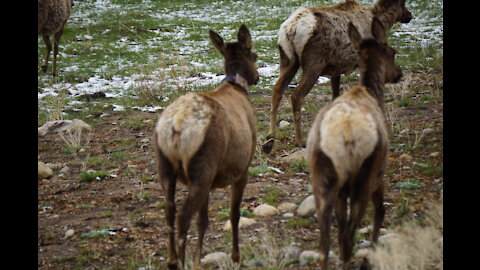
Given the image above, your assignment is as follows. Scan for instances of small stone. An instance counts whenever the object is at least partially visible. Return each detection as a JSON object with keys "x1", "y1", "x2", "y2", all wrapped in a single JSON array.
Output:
[
  {"x1": 422, "y1": 128, "x2": 434, "y2": 134},
  {"x1": 38, "y1": 162, "x2": 53, "y2": 179},
  {"x1": 278, "y1": 202, "x2": 298, "y2": 212},
  {"x1": 60, "y1": 166, "x2": 70, "y2": 174},
  {"x1": 299, "y1": 250, "x2": 320, "y2": 265},
  {"x1": 201, "y1": 252, "x2": 229, "y2": 265},
  {"x1": 279, "y1": 120, "x2": 290, "y2": 129},
  {"x1": 283, "y1": 212, "x2": 294, "y2": 218},
  {"x1": 283, "y1": 246, "x2": 301, "y2": 261},
  {"x1": 399, "y1": 153, "x2": 412, "y2": 162},
  {"x1": 429, "y1": 152, "x2": 440, "y2": 157},
  {"x1": 64, "y1": 229, "x2": 75, "y2": 238},
  {"x1": 253, "y1": 204, "x2": 279, "y2": 217},
  {"x1": 223, "y1": 217, "x2": 256, "y2": 231},
  {"x1": 297, "y1": 195, "x2": 316, "y2": 217}
]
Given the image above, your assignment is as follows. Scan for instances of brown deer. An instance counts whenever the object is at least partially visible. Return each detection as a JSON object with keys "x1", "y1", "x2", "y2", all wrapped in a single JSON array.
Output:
[
  {"x1": 38, "y1": 0, "x2": 73, "y2": 76},
  {"x1": 305, "y1": 17, "x2": 402, "y2": 269},
  {"x1": 153, "y1": 24, "x2": 258, "y2": 270},
  {"x1": 263, "y1": 0, "x2": 411, "y2": 153}
]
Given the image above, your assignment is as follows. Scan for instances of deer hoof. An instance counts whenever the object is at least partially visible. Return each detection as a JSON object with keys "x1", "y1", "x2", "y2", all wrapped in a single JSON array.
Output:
[
  {"x1": 262, "y1": 136, "x2": 275, "y2": 154},
  {"x1": 167, "y1": 262, "x2": 178, "y2": 270},
  {"x1": 41, "y1": 65, "x2": 48, "y2": 73}
]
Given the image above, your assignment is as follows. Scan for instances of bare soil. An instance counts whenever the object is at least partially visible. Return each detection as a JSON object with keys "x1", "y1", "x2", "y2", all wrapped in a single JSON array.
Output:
[{"x1": 38, "y1": 70, "x2": 443, "y2": 269}]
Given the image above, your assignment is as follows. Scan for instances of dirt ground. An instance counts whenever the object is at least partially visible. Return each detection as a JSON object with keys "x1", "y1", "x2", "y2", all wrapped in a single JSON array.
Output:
[{"x1": 38, "y1": 70, "x2": 443, "y2": 269}]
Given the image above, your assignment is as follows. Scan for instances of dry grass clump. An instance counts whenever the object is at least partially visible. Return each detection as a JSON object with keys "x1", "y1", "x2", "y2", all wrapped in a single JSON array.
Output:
[{"x1": 367, "y1": 202, "x2": 443, "y2": 270}]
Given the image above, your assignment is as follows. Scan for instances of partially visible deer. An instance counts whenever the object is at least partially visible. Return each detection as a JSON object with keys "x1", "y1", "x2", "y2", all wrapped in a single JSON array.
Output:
[
  {"x1": 38, "y1": 0, "x2": 73, "y2": 76},
  {"x1": 263, "y1": 0, "x2": 411, "y2": 153},
  {"x1": 153, "y1": 24, "x2": 258, "y2": 270},
  {"x1": 306, "y1": 17, "x2": 402, "y2": 269}
]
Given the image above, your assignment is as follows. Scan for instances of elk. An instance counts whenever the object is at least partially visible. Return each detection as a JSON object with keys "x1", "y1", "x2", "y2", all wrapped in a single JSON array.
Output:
[
  {"x1": 153, "y1": 24, "x2": 258, "y2": 270},
  {"x1": 38, "y1": 0, "x2": 73, "y2": 76},
  {"x1": 263, "y1": 0, "x2": 411, "y2": 153},
  {"x1": 305, "y1": 17, "x2": 402, "y2": 269}
]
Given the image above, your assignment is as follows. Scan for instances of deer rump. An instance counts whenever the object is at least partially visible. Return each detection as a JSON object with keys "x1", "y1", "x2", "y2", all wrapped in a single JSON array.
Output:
[{"x1": 155, "y1": 91, "x2": 255, "y2": 189}]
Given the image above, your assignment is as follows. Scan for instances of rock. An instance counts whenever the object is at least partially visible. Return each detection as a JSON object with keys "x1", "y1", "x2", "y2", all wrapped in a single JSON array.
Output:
[
  {"x1": 253, "y1": 204, "x2": 279, "y2": 217},
  {"x1": 201, "y1": 252, "x2": 229, "y2": 265},
  {"x1": 60, "y1": 166, "x2": 70, "y2": 174},
  {"x1": 283, "y1": 246, "x2": 301, "y2": 261},
  {"x1": 358, "y1": 225, "x2": 372, "y2": 235},
  {"x1": 299, "y1": 250, "x2": 320, "y2": 265},
  {"x1": 283, "y1": 212, "x2": 294, "y2": 218},
  {"x1": 278, "y1": 202, "x2": 297, "y2": 212},
  {"x1": 38, "y1": 162, "x2": 53, "y2": 179},
  {"x1": 429, "y1": 152, "x2": 440, "y2": 157},
  {"x1": 279, "y1": 120, "x2": 290, "y2": 129},
  {"x1": 223, "y1": 217, "x2": 256, "y2": 231},
  {"x1": 399, "y1": 153, "x2": 412, "y2": 163},
  {"x1": 64, "y1": 229, "x2": 75, "y2": 239},
  {"x1": 281, "y1": 148, "x2": 307, "y2": 162},
  {"x1": 356, "y1": 239, "x2": 371, "y2": 249},
  {"x1": 422, "y1": 128, "x2": 434, "y2": 134},
  {"x1": 354, "y1": 248, "x2": 370, "y2": 258},
  {"x1": 38, "y1": 119, "x2": 92, "y2": 137},
  {"x1": 297, "y1": 195, "x2": 316, "y2": 217}
]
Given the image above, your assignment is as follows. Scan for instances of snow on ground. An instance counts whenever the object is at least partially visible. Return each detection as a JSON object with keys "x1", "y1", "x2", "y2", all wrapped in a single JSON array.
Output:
[{"x1": 38, "y1": 0, "x2": 443, "y2": 112}]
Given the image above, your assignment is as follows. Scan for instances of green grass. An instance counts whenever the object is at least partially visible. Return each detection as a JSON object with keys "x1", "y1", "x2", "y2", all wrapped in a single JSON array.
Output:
[{"x1": 79, "y1": 170, "x2": 110, "y2": 182}]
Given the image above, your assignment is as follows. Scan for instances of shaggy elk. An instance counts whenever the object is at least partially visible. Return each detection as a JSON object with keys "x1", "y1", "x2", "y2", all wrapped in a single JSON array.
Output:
[
  {"x1": 153, "y1": 25, "x2": 258, "y2": 270},
  {"x1": 263, "y1": 0, "x2": 411, "y2": 153},
  {"x1": 38, "y1": 0, "x2": 73, "y2": 76},
  {"x1": 306, "y1": 17, "x2": 402, "y2": 269}
]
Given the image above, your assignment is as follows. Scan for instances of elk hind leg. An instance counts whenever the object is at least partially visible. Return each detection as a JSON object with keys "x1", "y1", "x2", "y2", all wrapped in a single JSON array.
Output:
[{"x1": 41, "y1": 35, "x2": 51, "y2": 73}]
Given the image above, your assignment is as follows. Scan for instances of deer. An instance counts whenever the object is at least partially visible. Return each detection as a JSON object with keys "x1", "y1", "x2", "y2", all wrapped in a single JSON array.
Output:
[
  {"x1": 38, "y1": 0, "x2": 73, "y2": 76},
  {"x1": 305, "y1": 17, "x2": 402, "y2": 269},
  {"x1": 153, "y1": 24, "x2": 259, "y2": 270},
  {"x1": 262, "y1": 0, "x2": 412, "y2": 154}
]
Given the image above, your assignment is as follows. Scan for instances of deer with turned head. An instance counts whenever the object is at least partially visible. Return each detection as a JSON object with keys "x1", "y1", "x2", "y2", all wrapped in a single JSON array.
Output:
[
  {"x1": 153, "y1": 24, "x2": 258, "y2": 270},
  {"x1": 306, "y1": 17, "x2": 402, "y2": 269},
  {"x1": 263, "y1": 0, "x2": 411, "y2": 153}
]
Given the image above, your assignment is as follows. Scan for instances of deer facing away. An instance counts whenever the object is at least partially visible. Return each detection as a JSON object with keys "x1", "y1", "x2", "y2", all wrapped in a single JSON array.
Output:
[
  {"x1": 263, "y1": 0, "x2": 411, "y2": 153},
  {"x1": 153, "y1": 24, "x2": 258, "y2": 270},
  {"x1": 38, "y1": 0, "x2": 73, "y2": 76},
  {"x1": 306, "y1": 17, "x2": 402, "y2": 269}
]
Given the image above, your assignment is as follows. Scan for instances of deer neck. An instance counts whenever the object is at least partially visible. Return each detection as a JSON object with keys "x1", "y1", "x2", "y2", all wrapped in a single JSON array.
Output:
[
  {"x1": 359, "y1": 61, "x2": 385, "y2": 108},
  {"x1": 371, "y1": 4, "x2": 398, "y2": 30},
  {"x1": 221, "y1": 73, "x2": 249, "y2": 95}
]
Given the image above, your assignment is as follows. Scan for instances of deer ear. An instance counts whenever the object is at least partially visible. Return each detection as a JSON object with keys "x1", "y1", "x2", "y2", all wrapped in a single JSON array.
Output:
[
  {"x1": 237, "y1": 24, "x2": 252, "y2": 49},
  {"x1": 371, "y1": 17, "x2": 387, "y2": 44},
  {"x1": 348, "y1": 22, "x2": 362, "y2": 50},
  {"x1": 209, "y1": 30, "x2": 225, "y2": 54}
]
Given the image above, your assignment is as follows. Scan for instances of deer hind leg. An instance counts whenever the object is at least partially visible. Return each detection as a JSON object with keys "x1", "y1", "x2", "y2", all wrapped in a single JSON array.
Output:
[
  {"x1": 310, "y1": 149, "x2": 339, "y2": 269},
  {"x1": 263, "y1": 46, "x2": 299, "y2": 154},
  {"x1": 155, "y1": 145, "x2": 179, "y2": 269},
  {"x1": 192, "y1": 195, "x2": 209, "y2": 270},
  {"x1": 335, "y1": 188, "x2": 348, "y2": 262},
  {"x1": 41, "y1": 35, "x2": 51, "y2": 73},
  {"x1": 291, "y1": 64, "x2": 324, "y2": 147},
  {"x1": 176, "y1": 182, "x2": 211, "y2": 270},
  {"x1": 52, "y1": 26, "x2": 65, "y2": 76},
  {"x1": 371, "y1": 183, "x2": 385, "y2": 244},
  {"x1": 230, "y1": 172, "x2": 248, "y2": 263}
]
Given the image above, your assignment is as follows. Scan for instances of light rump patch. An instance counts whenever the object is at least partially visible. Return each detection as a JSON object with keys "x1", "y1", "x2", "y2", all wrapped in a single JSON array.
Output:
[
  {"x1": 319, "y1": 91, "x2": 378, "y2": 184},
  {"x1": 155, "y1": 93, "x2": 213, "y2": 170}
]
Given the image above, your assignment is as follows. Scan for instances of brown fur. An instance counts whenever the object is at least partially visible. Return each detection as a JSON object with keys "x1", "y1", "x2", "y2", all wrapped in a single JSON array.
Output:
[
  {"x1": 154, "y1": 25, "x2": 258, "y2": 270},
  {"x1": 305, "y1": 18, "x2": 402, "y2": 269},
  {"x1": 263, "y1": 0, "x2": 411, "y2": 152},
  {"x1": 38, "y1": 0, "x2": 73, "y2": 76}
]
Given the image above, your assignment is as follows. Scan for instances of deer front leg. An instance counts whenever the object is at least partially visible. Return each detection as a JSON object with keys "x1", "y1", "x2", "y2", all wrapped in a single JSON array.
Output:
[
  {"x1": 41, "y1": 35, "x2": 51, "y2": 74},
  {"x1": 52, "y1": 26, "x2": 65, "y2": 76},
  {"x1": 193, "y1": 195, "x2": 209, "y2": 270},
  {"x1": 229, "y1": 173, "x2": 248, "y2": 263}
]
